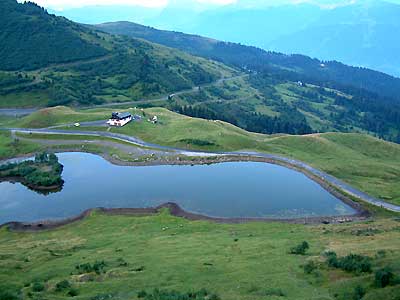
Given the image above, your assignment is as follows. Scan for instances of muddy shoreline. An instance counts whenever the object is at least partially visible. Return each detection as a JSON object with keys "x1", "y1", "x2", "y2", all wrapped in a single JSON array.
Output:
[
  {"x1": 0, "y1": 150, "x2": 371, "y2": 231},
  {"x1": 1, "y1": 202, "x2": 369, "y2": 232},
  {"x1": 102, "y1": 152, "x2": 369, "y2": 215}
]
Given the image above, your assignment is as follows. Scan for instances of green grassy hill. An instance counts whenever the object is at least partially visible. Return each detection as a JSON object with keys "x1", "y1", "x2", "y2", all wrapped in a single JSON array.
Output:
[
  {"x1": 111, "y1": 108, "x2": 400, "y2": 205},
  {"x1": 4, "y1": 106, "x2": 400, "y2": 205},
  {"x1": 0, "y1": 1, "x2": 235, "y2": 108},
  {"x1": 0, "y1": 210, "x2": 399, "y2": 300}
]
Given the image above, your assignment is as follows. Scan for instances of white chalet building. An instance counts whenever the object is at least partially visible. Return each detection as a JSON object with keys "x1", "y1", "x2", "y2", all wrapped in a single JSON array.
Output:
[{"x1": 107, "y1": 112, "x2": 133, "y2": 127}]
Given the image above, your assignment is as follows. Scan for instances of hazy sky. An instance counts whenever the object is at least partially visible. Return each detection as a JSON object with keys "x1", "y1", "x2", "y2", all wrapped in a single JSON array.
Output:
[
  {"x1": 24, "y1": 0, "x2": 232, "y2": 9},
  {"x1": 20, "y1": 0, "x2": 400, "y2": 10}
]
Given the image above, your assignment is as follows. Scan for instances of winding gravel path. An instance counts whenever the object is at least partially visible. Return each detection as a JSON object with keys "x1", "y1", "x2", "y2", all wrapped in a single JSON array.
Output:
[{"x1": 4, "y1": 127, "x2": 400, "y2": 213}]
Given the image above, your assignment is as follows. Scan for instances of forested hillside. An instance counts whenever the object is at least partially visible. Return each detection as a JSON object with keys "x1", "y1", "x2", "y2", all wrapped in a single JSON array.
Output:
[
  {"x1": 0, "y1": 0, "x2": 108, "y2": 70},
  {"x1": 0, "y1": 0, "x2": 231, "y2": 107},
  {"x1": 96, "y1": 21, "x2": 400, "y2": 102},
  {"x1": 96, "y1": 22, "x2": 400, "y2": 143}
]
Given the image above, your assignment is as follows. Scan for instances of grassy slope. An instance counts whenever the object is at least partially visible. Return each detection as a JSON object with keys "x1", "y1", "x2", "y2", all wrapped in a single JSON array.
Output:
[
  {"x1": 0, "y1": 131, "x2": 42, "y2": 159},
  {"x1": 0, "y1": 211, "x2": 399, "y2": 300},
  {"x1": 9, "y1": 107, "x2": 111, "y2": 128},
  {"x1": 4, "y1": 106, "x2": 400, "y2": 205},
  {"x1": 0, "y1": 2, "x2": 237, "y2": 108}
]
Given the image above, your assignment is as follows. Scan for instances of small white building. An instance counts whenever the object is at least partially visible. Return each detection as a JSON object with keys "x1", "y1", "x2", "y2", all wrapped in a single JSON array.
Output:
[
  {"x1": 107, "y1": 112, "x2": 132, "y2": 127},
  {"x1": 150, "y1": 116, "x2": 158, "y2": 124}
]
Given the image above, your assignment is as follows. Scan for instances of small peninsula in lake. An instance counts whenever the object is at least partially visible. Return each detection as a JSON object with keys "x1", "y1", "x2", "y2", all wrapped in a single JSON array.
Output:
[{"x1": 0, "y1": 152, "x2": 64, "y2": 192}]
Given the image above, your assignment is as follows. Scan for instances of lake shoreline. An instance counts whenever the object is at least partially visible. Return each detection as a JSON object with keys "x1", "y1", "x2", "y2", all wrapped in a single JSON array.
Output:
[
  {"x1": 0, "y1": 150, "x2": 371, "y2": 231},
  {"x1": 1, "y1": 202, "x2": 369, "y2": 232},
  {"x1": 94, "y1": 150, "x2": 370, "y2": 217},
  {"x1": 0, "y1": 148, "x2": 370, "y2": 217}
]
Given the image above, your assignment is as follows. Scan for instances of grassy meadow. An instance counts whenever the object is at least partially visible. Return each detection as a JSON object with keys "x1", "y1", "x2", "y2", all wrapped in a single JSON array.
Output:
[
  {"x1": 0, "y1": 210, "x2": 399, "y2": 300},
  {"x1": 0, "y1": 131, "x2": 42, "y2": 159}
]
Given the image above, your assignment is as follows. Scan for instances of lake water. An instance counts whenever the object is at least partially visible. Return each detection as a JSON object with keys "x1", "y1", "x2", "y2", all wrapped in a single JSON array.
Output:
[{"x1": 0, "y1": 152, "x2": 356, "y2": 224}]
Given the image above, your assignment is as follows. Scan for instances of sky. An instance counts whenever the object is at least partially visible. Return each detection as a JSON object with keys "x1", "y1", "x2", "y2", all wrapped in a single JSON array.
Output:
[
  {"x1": 22, "y1": 0, "x2": 235, "y2": 9},
  {"x1": 20, "y1": 0, "x2": 378, "y2": 10}
]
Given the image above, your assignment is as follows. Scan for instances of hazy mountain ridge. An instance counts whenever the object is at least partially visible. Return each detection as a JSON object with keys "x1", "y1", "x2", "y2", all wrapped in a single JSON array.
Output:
[
  {"x1": 96, "y1": 21, "x2": 400, "y2": 103},
  {"x1": 56, "y1": 0, "x2": 400, "y2": 77},
  {"x1": 96, "y1": 21, "x2": 400, "y2": 142},
  {"x1": 268, "y1": 1, "x2": 400, "y2": 77}
]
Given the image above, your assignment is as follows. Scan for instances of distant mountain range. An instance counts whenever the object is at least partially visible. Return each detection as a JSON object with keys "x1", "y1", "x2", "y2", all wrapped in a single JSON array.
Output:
[
  {"x1": 96, "y1": 21, "x2": 400, "y2": 102},
  {"x1": 95, "y1": 20, "x2": 400, "y2": 141},
  {"x1": 1, "y1": 0, "x2": 400, "y2": 142},
  {"x1": 268, "y1": 1, "x2": 400, "y2": 78},
  {"x1": 54, "y1": 0, "x2": 400, "y2": 77}
]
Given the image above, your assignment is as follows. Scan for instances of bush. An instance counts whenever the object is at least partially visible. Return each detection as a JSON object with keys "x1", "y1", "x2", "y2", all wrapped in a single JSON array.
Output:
[
  {"x1": 352, "y1": 285, "x2": 366, "y2": 300},
  {"x1": 137, "y1": 290, "x2": 147, "y2": 298},
  {"x1": 290, "y1": 241, "x2": 309, "y2": 255},
  {"x1": 265, "y1": 288, "x2": 285, "y2": 297},
  {"x1": 337, "y1": 254, "x2": 372, "y2": 273},
  {"x1": 55, "y1": 280, "x2": 71, "y2": 292},
  {"x1": 0, "y1": 290, "x2": 18, "y2": 300},
  {"x1": 68, "y1": 288, "x2": 79, "y2": 297},
  {"x1": 31, "y1": 282, "x2": 45, "y2": 292},
  {"x1": 75, "y1": 261, "x2": 106, "y2": 275},
  {"x1": 375, "y1": 250, "x2": 387, "y2": 259},
  {"x1": 375, "y1": 267, "x2": 395, "y2": 288},
  {"x1": 303, "y1": 260, "x2": 318, "y2": 274},
  {"x1": 325, "y1": 251, "x2": 338, "y2": 267},
  {"x1": 324, "y1": 252, "x2": 372, "y2": 273},
  {"x1": 137, "y1": 289, "x2": 219, "y2": 300}
]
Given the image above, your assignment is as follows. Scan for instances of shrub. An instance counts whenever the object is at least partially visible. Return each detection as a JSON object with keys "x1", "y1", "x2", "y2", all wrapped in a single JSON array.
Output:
[
  {"x1": 337, "y1": 254, "x2": 372, "y2": 273},
  {"x1": 178, "y1": 139, "x2": 216, "y2": 147},
  {"x1": 375, "y1": 267, "x2": 395, "y2": 288},
  {"x1": 0, "y1": 290, "x2": 18, "y2": 300},
  {"x1": 290, "y1": 241, "x2": 309, "y2": 255},
  {"x1": 137, "y1": 289, "x2": 219, "y2": 300},
  {"x1": 75, "y1": 261, "x2": 106, "y2": 275},
  {"x1": 55, "y1": 280, "x2": 71, "y2": 292},
  {"x1": 32, "y1": 282, "x2": 45, "y2": 292},
  {"x1": 324, "y1": 252, "x2": 372, "y2": 273},
  {"x1": 137, "y1": 290, "x2": 147, "y2": 298},
  {"x1": 352, "y1": 285, "x2": 366, "y2": 300},
  {"x1": 265, "y1": 288, "x2": 285, "y2": 297},
  {"x1": 324, "y1": 251, "x2": 338, "y2": 268},
  {"x1": 68, "y1": 288, "x2": 79, "y2": 297},
  {"x1": 375, "y1": 250, "x2": 387, "y2": 259},
  {"x1": 303, "y1": 260, "x2": 318, "y2": 274}
]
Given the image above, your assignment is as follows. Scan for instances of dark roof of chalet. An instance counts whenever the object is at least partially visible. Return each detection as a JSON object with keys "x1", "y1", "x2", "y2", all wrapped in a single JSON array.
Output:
[{"x1": 112, "y1": 112, "x2": 132, "y2": 120}]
